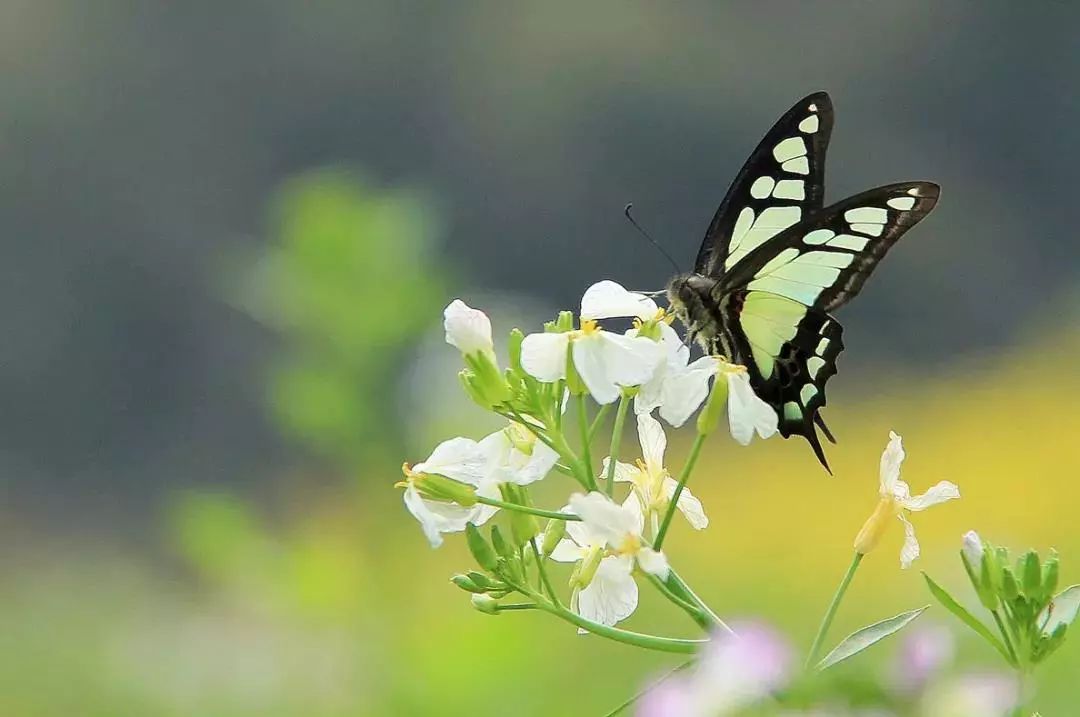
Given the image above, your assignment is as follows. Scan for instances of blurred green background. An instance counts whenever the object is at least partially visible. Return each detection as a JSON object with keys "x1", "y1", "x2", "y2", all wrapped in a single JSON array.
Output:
[{"x1": 2, "y1": 2, "x2": 1079, "y2": 714}]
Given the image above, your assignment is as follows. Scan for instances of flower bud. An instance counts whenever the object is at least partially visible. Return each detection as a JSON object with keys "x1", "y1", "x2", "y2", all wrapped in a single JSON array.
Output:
[
  {"x1": 1043, "y1": 551, "x2": 1060, "y2": 600},
  {"x1": 451, "y1": 574, "x2": 486, "y2": 593},
  {"x1": 961, "y1": 531, "x2": 984, "y2": 568},
  {"x1": 471, "y1": 594, "x2": 500, "y2": 615},
  {"x1": 411, "y1": 472, "x2": 478, "y2": 507},
  {"x1": 490, "y1": 525, "x2": 514, "y2": 559},
  {"x1": 508, "y1": 328, "x2": 525, "y2": 373},
  {"x1": 569, "y1": 545, "x2": 603, "y2": 590},
  {"x1": 465, "y1": 524, "x2": 498, "y2": 571},
  {"x1": 1001, "y1": 567, "x2": 1020, "y2": 602},
  {"x1": 1021, "y1": 550, "x2": 1042, "y2": 597},
  {"x1": 541, "y1": 519, "x2": 567, "y2": 557},
  {"x1": 554, "y1": 311, "x2": 575, "y2": 333},
  {"x1": 501, "y1": 484, "x2": 539, "y2": 546},
  {"x1": 462, "y1": 351, "x2": 511, "y2": 408},
  {"x1": 696, "y1": 369, "x2": 728, "y2": 436},
  {"x1": 444, "y1": 299, "x2": 495, "y2": 357},
  {"x1": 853, "y1": 498, "x2": 896, "y2": 556}
]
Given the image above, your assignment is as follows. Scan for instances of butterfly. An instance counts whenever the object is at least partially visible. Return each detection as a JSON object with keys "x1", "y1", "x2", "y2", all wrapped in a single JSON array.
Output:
[{"x1": 665, "y1": 92, "x2": 939, "y2": 472}]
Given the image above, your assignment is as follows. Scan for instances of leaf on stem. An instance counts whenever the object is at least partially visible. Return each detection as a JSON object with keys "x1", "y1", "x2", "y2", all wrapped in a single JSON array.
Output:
[
  {"x1": 816, "y1": 606, "x2": 928, "y2": 670},
  {"x1": 923, "y1": 573, "x2": 1015, "y2": 665}
]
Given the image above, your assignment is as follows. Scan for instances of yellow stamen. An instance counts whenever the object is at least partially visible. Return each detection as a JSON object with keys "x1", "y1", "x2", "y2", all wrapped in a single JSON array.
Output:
[{"x1": 579, "y1": 319, "x2": 600, "y2": 335}]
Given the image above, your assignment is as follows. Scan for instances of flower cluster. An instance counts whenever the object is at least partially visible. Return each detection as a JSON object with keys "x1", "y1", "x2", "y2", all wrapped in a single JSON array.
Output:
[{"x1": 400, "y1": 281, "x2": 779, "y2": 633}]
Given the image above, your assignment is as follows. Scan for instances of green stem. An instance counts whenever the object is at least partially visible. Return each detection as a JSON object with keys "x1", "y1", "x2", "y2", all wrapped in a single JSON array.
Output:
[
  {"x1": 493, "y1": 602, "x2": 538, "y2": 612},
  {"x1": 806, "y1": 552, "x2": 864, "y2": 669},
  {"x1": 667, "y1": 568, "x2": 733, "y2": 634},
  {"x1": 532, "y1": 601, "x2": 705, "y2": 654},
  {"x1": 577, "y1": 394, "x2": 597, "y2": 490},
  {"x1": 475, "y1": 496, "x2": 582, "y2": 521},
  {"x1": 588, "y1": 403, "x2": 613, "y2": 443},
  {"x1": 645, "y1": 573, "x2": 706, "y2": 626},
  {"x1": 653, "y1": 433, "x2": 707, "y2": 550},
  {"x1": 530, "y1": 538, "x2": 560, "y2": 606},
  {"x1": 991, "y1": 609, "x2": 1019, "y2": 665},
  {"x1": 604, "y1": 394, "x2": 632, "y2": 497},
  {"x1": 603, "y1": 660, "x2": 695, "y2": 717}
]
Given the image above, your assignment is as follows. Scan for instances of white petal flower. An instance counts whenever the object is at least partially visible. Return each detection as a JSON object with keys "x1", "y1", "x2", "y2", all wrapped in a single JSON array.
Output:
[
  {"x1": 854, "y1": 431, "x2": 960, "y2": 568},
  {"x1": 569, "y1": 491, "x2": 669, "y2": 579},
  {"x1": 962, "y1": 530, "x2": 985, "y2": 567},
  {"x1": 653, "y1": 355, "x2": 717, "y2": 427},
  {"x1": 724, "y1": 367, "x2": 778, "y2": 445},
  {"x1": 520, "y1": 321, "x2": 665, "y2": 405},
  {"x1": 478, "y1": 423, "x2": 559, "y2": 486},
  {"x1": 607, "y1": 413, "x2": 708, "y2": 532},
  {"x1": 443, "y1": 299, "x2": 494, "y2": 357},
  {"x1": 580, "y1": 280, "x2": 659, "y2": 321},
  {"x1": 413, "y1": 437, "x2": 489, "y2": 486},
  {"x1": 575, "y1": 555, "x2": 639, "y2": 627},
  {"x1": 520, "y1": 332, "x2": 571, "y2": 382},
  {"x1": 403, "y1": 437, "x2": 499, "y2": 547},
  {"x1": 572, "y1": 328, "x2": 665, "y2": 405}
]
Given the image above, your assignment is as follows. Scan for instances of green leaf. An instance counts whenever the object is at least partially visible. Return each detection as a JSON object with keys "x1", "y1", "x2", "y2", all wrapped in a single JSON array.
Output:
[
  {"x1": 1039, "y1": 585, "x2": 1080, "y2": 636},
  {"x1": 923, "y1": 572, "x2": 1015, "y2": 665},
  {"x1": 817, "y1": 606, "x2": 928, "y2": 670}
]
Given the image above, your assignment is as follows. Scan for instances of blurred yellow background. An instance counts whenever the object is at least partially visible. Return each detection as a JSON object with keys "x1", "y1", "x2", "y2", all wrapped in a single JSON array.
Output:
[{"x1": 2, "y1": 2, "x2": 1079, "y2": 715}]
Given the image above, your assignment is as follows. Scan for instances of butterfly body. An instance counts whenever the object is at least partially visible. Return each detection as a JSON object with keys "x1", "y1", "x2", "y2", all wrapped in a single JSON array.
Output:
[{"x1": 668, "y1": 92, "x2": 939, "y2": 472}]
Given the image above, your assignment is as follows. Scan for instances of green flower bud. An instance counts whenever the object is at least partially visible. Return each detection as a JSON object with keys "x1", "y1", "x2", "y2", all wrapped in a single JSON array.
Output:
[
  {"x1": 508, "y1": 328, "x2": 525, "y2": 373},
  {"x1": 463, "y1": 351, "x2": 512, "y2": 408},
  {"x1": 491, "y1": 525, "x2": 514, "y2": 560},
  {"x1": 696, "y1": 370, "x2": 728, "y2": 436},
  {"x1": 961, "y1": 548, "x2": 998, "y2": 611},
  {"x1": 451, "y1": 574, "x2": 486, "y2": 593},
  {"x1": 1002, "y1": 567, "x2": 1020, "y2": 602},
  {"x1": 541, "y1": 519, "x2": 567, "y2": 557},
  {"x1": 501, "y1": 484, "x2": 539, "y2": 546},
  {"x1": 634, "y1": 318, "x2": 664, "y2": 341},
  {"x1": 569, "y1": 545, "x2": 603, "y2": 590},
  {"x1": 565, "y1": 346, "x2": 586, "y2": 396},
  {"x1": 466, "y1": 571, "x2": 504, "y2": 591},
  {"x1": 410, "y1": 472, "x2": 478, "y2": 506},
  {"x1": 465, "y1": 524, "x2": 498, "y2": 571},
  {"x1": 1043, "y1": 552, "x2": 1060, "y2": 601},
  {"x1": 471, "y1": 594, "x2": 500, "y2": 615},
  {"x1": 1021, "y1": 550, "x2": 1042, "y2": 597},
  {"x1": 554, "y1": 311, "x2": 575, "y2": 332}
]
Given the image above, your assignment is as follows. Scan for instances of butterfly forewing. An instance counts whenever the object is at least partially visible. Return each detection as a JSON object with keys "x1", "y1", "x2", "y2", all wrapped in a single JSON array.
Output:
[
  {"x1": 722, "y1": 182, "x2": 941, "y2": 310},
  {"x1": 694, "y1": 92, "x2": 834, "y2": 277}
]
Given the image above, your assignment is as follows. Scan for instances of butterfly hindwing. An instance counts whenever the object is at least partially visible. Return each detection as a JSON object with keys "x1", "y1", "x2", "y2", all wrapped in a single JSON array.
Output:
[
  {"x1": 695, "y1": 92, "x2": 834, "y2": 277},
  {"x1": 722, "y1": 182, "x2": 941, "y2": 311},
  {"x1": 719, "y1": 291, "x2": 844, "y2": 471}
]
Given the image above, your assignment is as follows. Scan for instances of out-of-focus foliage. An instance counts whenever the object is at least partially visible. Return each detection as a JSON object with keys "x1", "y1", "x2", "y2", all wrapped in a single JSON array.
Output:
[{"x1": 240, "y1": 170, "x2": 445, "y2": 469}]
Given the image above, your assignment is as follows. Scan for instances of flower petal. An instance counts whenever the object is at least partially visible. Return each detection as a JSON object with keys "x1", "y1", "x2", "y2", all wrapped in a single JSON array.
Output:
[
  {"x1": 549, "y1": 538, "x2": 587, "y2": 563},
  {"x1": 636, "y1": 412, "x2": 667, "y2": 468},
  {"x1": 654, "y1": 356, "x2": 718, "y2": 427},
  {"x1": 575, "y1": 556, "x2": 638, "y2": 626},
  {"x1": 664, "y1": 477, "x2": 709, "y2": 530},
  {"x1": 520, "y1": 332, "x2": 571, "y2": 383},
  {"x1": 899, "y1": 513, "x2": 920, "y2": 569},
  {"x1": 637, "y1": 547, "x2": 670, "y2": 579},
  {"x1": 443, "y1": 299, "x2": 494, "y2": 356},
  {"x1": 725, "y1": 370, "x2": 778, "y2": 445},
  {"x1": 413, "y1": 437, "x2": 488, "y2": 486},
  {"x1": 580, "y1": 280, "x2": 658, "y2": 321},
  {"x1": 403, "y1": 486, "x2": 474, "y2": 548},
  {"x1": 569, "y1": 492, "x2": 640, "y2": 547},
  {"x1": 573, "y1": 332, "x2": 665, "y2": 405},
  {"x1": 601, "y1": 457, "x2": 640, "y2": 485},
  {"x1": 903, "y1": 481, "x2": 961, "y2": 512},
  {"x1": 879, "y1": 431, "x2": 906, "y2": 494}
]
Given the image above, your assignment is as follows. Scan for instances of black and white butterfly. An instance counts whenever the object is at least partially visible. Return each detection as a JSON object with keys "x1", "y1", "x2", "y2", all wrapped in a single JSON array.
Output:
[{"x1": 665, "y1": 92, "x2": 939, "y2": 472}]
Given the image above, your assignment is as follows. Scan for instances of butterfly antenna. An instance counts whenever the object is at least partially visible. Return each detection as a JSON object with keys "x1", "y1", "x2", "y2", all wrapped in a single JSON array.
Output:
[{"x1": 624, "y1": 203, "x2": 682, "y2": 276}]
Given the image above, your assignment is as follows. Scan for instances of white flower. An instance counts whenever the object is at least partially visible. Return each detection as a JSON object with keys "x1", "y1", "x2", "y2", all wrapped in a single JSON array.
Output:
[
  {"x1": 853, "y1": 432, "x2": 961, "y2": 568},
  {"x1": 638, "y1": 622, "x2": 793, "y2": 716},
  {"x1": 569, "y1": 491, "x2": 669, "y2": 579},
  {"x1": 722, "y1": 364, "x2": 779, "y2": 445},
  {"x1": 549, "y1": 514, "x2": 639, "y2": 628},
  {"x1": 962, "y1": 530, "x2": 985, "y2": 567},
  {"x1": 443, "y1": 299, "x2": 494, "y2": 357},
  {"x1": 478, "y1": 422, "x2": 559, "y2": 486},
  {"x1": 604, "y1": 412, "x2": 708, "y2": 533},
  {"x1": 520, "y1": 321, "x2": 665, "y2": 405},
  {"x1": 401, "y1": 437, "x2": 499, "y2": 548},
  {"x1": 580, "y1": 280, "x2": 659, "y2": 321}
]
